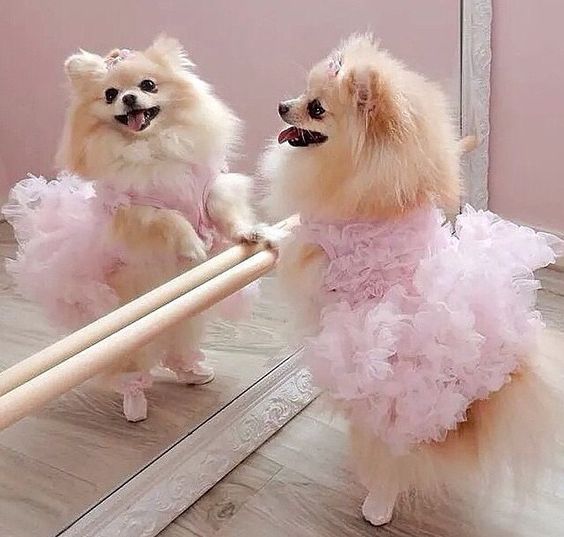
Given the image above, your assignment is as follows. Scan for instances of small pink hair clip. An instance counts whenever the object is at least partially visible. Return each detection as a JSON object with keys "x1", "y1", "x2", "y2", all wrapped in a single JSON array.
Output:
[
  {"x1": 105, "y1": 48, "x2": 133, "y2": 69},
  {"x1": 328, "y1": 53, "x2": 343, "y2": 77}
]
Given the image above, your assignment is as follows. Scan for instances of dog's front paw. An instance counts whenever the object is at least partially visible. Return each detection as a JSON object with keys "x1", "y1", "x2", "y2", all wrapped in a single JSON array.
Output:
[
  {"x1": 178, "y1": 235, "x2": 207, "y2": 264},
  {"x1": 161, "y1": 213, "x2": 208, "y2": 264},
  {"x1": 234, "y1": 223, "x2": 289, "y2": 248}
]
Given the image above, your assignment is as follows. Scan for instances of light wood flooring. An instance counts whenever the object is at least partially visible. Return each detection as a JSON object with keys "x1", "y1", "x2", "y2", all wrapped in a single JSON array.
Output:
[
  {"x1": 158, "y1": 272, "x2": 564, "y2": 537},
  {"x1": 2, "y1": 219, "x2": 564, "y2": 537}
]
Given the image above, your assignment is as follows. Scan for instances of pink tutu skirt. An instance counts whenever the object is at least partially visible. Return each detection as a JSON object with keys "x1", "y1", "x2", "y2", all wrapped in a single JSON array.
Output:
[
  {"x1": 3, "y1": 173, "x2": 121, "y2": 329},
  {"x1": 295, "y1": 206, "x2": 564, "y2": 454},
  {"x1": 3, "y1": 172, "x2": 255, "y2": 332}
]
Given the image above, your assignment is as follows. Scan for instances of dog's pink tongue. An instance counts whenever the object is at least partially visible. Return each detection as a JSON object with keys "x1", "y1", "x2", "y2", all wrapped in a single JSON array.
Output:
[
  {"x1": 278, "y1": 126, "x2": 299, "y2": 144},
  {"x1": 127, "y1": 111, "x2": 145, "y2": 131}
]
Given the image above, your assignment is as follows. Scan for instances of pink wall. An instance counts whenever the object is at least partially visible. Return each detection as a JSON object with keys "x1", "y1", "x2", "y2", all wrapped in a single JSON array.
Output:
[
  {"x1": 489, "y1": 0, "x2": 564, "y2": 232},
  {"x1": 0, "y1": 0, "x2": 459, "y2": 202}
]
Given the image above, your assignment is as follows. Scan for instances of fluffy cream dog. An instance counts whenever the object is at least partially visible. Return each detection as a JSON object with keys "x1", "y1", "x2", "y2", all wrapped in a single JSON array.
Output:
[
  {"x1": 4, "y1": 36, "x2": 270, "y2": 421},
  {"x1": 262, "y1": 34, "x2": 562, "y2": 526}
]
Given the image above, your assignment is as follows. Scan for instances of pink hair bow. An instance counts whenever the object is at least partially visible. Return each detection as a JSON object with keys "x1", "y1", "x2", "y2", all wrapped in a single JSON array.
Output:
[
  {"x1": 105, "y1": 48, "x2": 133, "y2": 69},
  {"x1": 328, "y1": 53, "x2": 343, "y2": 77}
]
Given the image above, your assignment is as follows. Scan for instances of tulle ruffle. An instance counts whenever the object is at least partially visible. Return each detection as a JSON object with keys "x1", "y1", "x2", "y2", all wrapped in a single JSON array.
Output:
[
  {"x1": 298, "y1": 205, "x2": 564, "y2": 454},
  {"x1": 3, "y1": 169, "x2": 255, "y2": 331},
  {"x1": 2, "y1": 173, "x2": 120, "y2": 329}
]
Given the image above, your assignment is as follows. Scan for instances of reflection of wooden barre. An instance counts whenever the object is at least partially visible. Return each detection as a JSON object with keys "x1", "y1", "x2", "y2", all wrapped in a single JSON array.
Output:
[
  {"x1": 0, "y1": 243, "x2": 259, "y2": 397},
  {"x1": 0, "y1": 247, "x2": 279, "y2": 431},
  {"x1": 0, "y1": 217, "x2": 295, "y2": 398}
]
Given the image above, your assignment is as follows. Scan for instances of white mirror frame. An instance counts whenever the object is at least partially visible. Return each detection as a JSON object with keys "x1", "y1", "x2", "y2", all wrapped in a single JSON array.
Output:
[
  {"x1": 61, "y1": 349, "x2": 314, "y2": 537},
  {"x1": 461, "y1": 0, "x2": 492, "y2": 210},
  {"x1": 56, "y1": 2, "x2": 493, "y2": 535}
]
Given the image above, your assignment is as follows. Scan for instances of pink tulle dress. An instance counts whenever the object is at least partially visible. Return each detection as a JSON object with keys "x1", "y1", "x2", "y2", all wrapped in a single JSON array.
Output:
[
  {"x1": 294, "y1": 205, "x2": 563, "y2": 454},
  {"x1": 2, "y1": 164, "x2": 223, "y2": 331}
]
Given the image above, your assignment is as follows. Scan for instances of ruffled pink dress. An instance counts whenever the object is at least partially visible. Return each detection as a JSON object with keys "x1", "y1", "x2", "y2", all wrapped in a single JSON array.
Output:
[
  {"x1": 294, "y1": 205, "x2": 563, "y2": 454},
  {"x1": 2, "y1": 164, "x2": 224, "y2": 330}
]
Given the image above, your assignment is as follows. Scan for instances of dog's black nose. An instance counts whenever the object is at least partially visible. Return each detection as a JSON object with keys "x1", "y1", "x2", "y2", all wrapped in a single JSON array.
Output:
[
  {"x1": 278, "y1": 102, "x2": 290, "y2": 117},
  {"x1": 122, "y1": 94, "x2": 137, "y2": 107}
]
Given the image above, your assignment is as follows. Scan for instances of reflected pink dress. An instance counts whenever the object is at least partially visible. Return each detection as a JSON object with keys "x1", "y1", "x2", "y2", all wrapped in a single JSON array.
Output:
[
  {"x1": 294, "y1": 205, "x2": 563, "y2": 454},
  {"x1": 2, "y1": 164, "x2": 223, "y2": 330}
]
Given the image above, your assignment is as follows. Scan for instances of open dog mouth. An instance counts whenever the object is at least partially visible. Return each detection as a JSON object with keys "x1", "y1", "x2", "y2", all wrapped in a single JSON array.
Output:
[
  {"x1": 278, "y1": 126, "x2": 328, "y2": 147},
  {"x1": 114, "y1": 106, "x2": 160, "y2": 132}
]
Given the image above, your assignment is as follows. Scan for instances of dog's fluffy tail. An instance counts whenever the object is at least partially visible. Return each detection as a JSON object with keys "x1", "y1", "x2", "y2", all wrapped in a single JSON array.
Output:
[{"x1": 351, "y1": 328, "x2": 564, "y2": 505}]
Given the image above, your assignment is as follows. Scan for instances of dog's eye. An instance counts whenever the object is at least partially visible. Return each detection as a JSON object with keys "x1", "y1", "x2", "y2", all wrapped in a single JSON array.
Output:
[
  {"x1": 139, "y1": 79, "x2": 157, "y2": 93},
  {"x1": 105, "y1": 88, "x2": 119, "y2": 104},
  {"x1": 308, "y1": 99, "x2": 325, "y2": 119}
]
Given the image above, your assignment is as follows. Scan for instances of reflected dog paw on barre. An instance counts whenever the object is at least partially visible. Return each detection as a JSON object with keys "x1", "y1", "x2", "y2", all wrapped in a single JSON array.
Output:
[{"x1": 233, "y1": 223, "x2": 290, "y2": 248}]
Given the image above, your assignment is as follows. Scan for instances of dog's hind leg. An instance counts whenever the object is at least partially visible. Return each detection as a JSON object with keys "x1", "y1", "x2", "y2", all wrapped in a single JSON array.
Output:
[
  {"x1": 361, "y1": 479, "x2": 398, "y2": 526},
  {"x1": 161, "y1": 316, "x2": 214, "y2": 385},
  {"x1": 101, "y1": 344, "x2": 155, "y2": 422},
  {"x1": 112, "y1": 371, "x2": 153, "y2": 422}
]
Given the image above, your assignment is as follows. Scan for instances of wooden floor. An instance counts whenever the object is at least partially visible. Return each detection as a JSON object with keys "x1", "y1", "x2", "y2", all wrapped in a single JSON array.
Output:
[
  {"x1": 2, "y1": 216, "x2": 564, "y2": 537},
  {"x1": 159, "y1": 273, "x2": 564, "y2": 537},
  {"x1": 0, "y1": 223, "x2": 294, "y2": 537}
]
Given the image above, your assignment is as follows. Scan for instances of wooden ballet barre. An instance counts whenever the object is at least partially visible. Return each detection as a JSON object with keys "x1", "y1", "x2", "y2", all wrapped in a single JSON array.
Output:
[
  {"x1": 0, "y1": 246, "x2": 281, "y2": 431},
  {"x1": 0, "y1": 243, "x2": 260, "y2": 397},
  {"x1": 0, "y1": 217, "x2": 295, "y2": 398}
]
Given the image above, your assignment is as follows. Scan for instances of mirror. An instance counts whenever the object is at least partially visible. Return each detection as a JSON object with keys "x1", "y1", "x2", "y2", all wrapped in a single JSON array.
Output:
[{"x1": 0, "y1": 1, "x2": 461, "y2": 535}]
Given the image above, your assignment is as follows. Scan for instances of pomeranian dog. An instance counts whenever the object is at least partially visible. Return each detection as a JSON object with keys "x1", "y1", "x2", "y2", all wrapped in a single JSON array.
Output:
[
  {"x1": 262, "y1": 35, "x2": 563, "y2": 525},
  {"x1": 4, "y1": 36, "x2": 270, "y2": 422}
]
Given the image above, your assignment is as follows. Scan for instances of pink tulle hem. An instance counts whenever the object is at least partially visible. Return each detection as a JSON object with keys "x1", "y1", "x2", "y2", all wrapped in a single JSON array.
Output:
[
  {"x1": 3, "y1": 173, "x2": 120, "y2": 329},
  {"x1": 295, "y1": 205, "x2": 564, "y2": 454}
]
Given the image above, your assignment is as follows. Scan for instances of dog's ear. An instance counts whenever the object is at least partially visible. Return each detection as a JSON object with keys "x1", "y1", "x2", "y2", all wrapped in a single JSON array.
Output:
[
  {"x1": 145, "y1": 35, "x2": 194, "y2": 71},
  {"x1": 344, "y1": 66, "x2": 411, "y2": 142},
  {"x1": 64, "y1": 50, "x2": 107, "y2": 90},
  {"x1": 345, "y1": 67, "x2": 379, "y2": 112}
]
